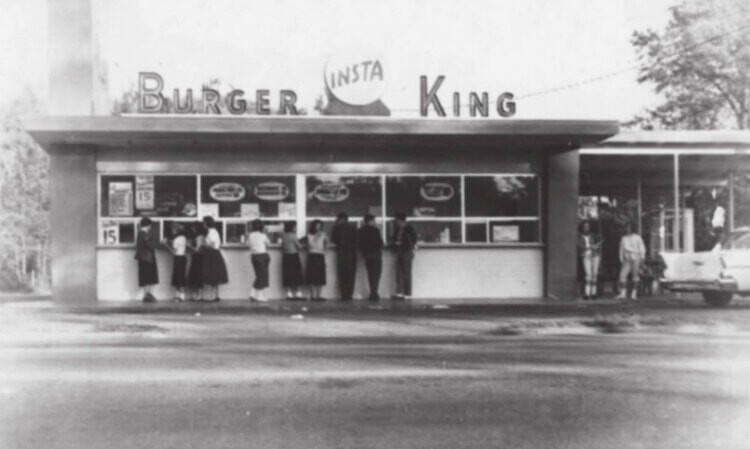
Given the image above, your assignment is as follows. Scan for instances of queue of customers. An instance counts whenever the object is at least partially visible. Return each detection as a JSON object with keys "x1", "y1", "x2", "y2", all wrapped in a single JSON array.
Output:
[{"x1": 134, "y1": 213, "x2": 418, "y2": 303}]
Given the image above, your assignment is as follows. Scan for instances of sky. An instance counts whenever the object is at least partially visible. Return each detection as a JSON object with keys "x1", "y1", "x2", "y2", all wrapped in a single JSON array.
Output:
[{"x1": 0, "y1": 0, "x2": 677, "y2": 120}]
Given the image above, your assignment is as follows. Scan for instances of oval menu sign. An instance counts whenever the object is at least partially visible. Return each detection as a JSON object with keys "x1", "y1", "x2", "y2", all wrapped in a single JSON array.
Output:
[{"x1": 325, "y1": 53, "x2": 386, "y2": 106}]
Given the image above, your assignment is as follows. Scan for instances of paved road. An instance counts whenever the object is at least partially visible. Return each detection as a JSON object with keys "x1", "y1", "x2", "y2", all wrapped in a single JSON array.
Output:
[{"x1": 2, "y1": 303, "x2": 750, "y2": 449}]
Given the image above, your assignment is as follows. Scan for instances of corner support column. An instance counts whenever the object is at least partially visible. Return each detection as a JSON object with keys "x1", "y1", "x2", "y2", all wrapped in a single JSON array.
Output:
[
  {"x1": 50, "y1": 146, "x2": 97, "y2": 304},
  {"x1": 546, "y1": 149, "x2": 580, "y2": 300}
]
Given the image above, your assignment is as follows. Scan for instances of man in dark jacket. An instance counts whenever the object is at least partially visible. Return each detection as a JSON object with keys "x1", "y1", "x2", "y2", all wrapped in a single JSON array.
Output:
[
  {"x1": 135, "y1": 217, "x2": 158, "y2": 302},
  {"x1": 331, "y1": 212, "x2": 358, "y2": 301},
  {"x1": 357, "y1": 214, "x2": 384, "y2": 301},
  {"x1": 391, "y1": 212, "x2": 418, "y2": 299}
]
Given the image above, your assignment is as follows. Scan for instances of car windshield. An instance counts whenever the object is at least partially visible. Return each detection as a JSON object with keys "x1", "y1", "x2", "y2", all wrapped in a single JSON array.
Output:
[{"x1": 720, "y1": 230, "x2": 750, "y2": 250}]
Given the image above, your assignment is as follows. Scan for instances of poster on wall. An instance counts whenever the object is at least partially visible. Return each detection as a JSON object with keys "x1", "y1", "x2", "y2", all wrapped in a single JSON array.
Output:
[
  {"x1": 198, "y1": 203, "x2": 219, "y2": 218},
  {"x1": 278, "y1": 202, "x2": 296, "y2": 218},
  {"x1": 241, "y1": 203, "x2": 260, "y2": 218},
  {"x1": 108, "y1": 182, "x2": 133, "y2": 216},
  {"x1": 492, "y1": 225, "x2": 520, "y2": 242},
  {"x1": 135, "y1": 175, "x2": 155, "y2": 210}
]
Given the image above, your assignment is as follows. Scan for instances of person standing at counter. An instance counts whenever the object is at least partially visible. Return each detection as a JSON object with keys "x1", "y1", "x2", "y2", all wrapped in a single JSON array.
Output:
[
  {"x1": 615, "y1": 221, "x2": 646, "y2": 301},
  {"x1": 200, "y1": 216, "x2": 228, "y2": 302},
  {"x1": 164, "y1": 222, "x2": 188, "y2": 302},
  {"x1": 186, "y1": 222, "x2": 205, "y2": 301},
  {"x1": 135, "y1": 217, "x2": 158, "y2": 303},
  {"x1": 281, "y1": 222, "x2": 305, "y2": 300},
  {"x1": 306, "y1": 219, "x2": 329, "y2": 301},
  {"x1": 391, "y1": 212, "x2": 418, "y2": 300},
  {"x1": 357, "y1": 214, "x2": 384, "y2": 301},
  {"x1": 247, "y1": 219, "x2": 272, "y2": 302},
  {"x1": 578, "y1": 221, "x2": 602, "y2": 300},
  {"x1": 331, "y1": 212, "x2": 358, "y2": 301}
]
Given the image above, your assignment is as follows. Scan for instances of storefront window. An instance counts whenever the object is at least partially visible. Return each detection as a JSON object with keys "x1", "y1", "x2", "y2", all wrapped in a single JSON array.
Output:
[
  {"x1": 385, "y1": 176, "x2": 461, "y2": 217},
  {"x1": 99, "y1": 220, "x2": 137, "y2": 245},
  {"x1": 100, "y1": 175, "x2": 198, "y2": 218},
  {"x1": 99, "y1": 173, "x2": 541, "y2": 247},
  {"x1": 225, "y1": 220, "x2": 291, "y2": 245},
  {"x1": 306, "y1": 175, "x2": 382, "y2": 218},
  {"x1": 201, "y1": 175, "x2": 296, "y2": 219},
  {"x1": 386, "y1": 220, "x2": 462, "y2": 244},
  {"x1": 465, "y1": 175, "x2": 538, "y2": 217},
  {"x1": 734, "y1": 172, "x2": 750, "y2": 229}
]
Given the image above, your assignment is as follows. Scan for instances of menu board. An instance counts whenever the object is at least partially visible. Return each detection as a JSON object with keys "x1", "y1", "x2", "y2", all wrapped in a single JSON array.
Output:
[
  {"x1": 201, "y1": 175, "x2": 296, "y2": 218},
  {"x1": 101, "y1": 175, "x2": 198, "y2": 217},
  {"x1": 385, "y1": 176, "x2": 461, "y2": 217},
  {"x1": 306, "y1": 175, "x2": 382, "y2": 217}
]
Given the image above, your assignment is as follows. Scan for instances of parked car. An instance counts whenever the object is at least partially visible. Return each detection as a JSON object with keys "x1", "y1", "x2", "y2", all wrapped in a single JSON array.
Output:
[{"x1": 660, "y1": 227, "x2": 750, "y2": 306}]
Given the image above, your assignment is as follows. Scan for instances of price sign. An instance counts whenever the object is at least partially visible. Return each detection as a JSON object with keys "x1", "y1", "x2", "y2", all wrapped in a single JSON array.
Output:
[
  {"x1": 101, "y1": 222, "x2": 120, "y2": 245},
  {"x1": 136, "y1": 175, "x2": 155, "y2": 210}
]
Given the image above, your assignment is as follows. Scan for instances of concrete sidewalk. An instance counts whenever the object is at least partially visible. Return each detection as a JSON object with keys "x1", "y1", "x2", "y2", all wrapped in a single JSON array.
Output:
[{"x1": 5, "y1": 292, "x2": 741, "y2": 317}]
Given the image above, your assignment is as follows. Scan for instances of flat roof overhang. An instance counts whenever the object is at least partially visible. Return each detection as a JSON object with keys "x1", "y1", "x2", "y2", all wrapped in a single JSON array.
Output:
[
  {"x1": 589, "y1": 130, "x2": 750, "y2": 150},
  {"x1": 23, "y1": 115, "x2": 618, "y2": 154},
  {"x1": 581, "y1": 130, "x2": 750, "y2": 191}
]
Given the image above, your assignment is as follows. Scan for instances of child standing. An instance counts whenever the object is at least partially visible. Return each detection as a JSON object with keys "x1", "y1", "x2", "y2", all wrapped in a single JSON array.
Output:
[
  {"x1": 281, "y1": 222, "x2": 305, "y2": 300},
  {"x1": 578, "y1": 221, "x2": 603, "y2": 300},
  {"x1": 200, "y1": 216, "x2": 228, "y2": 302},
  {"x1": 247, "y1": 219, "x2": 272, "y2": 302},
  {"x1": 164, "y1": 222, "x2": 188, "y2": 302},
  {"x1": 305, "y1": 219, "x2": 329, "y2": 301},
  {"x1": 135, "y1": 217, "x2": 158, "y2": 302}
]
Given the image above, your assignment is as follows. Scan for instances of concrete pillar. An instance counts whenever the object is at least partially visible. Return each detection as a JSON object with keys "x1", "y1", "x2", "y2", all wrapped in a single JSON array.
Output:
[
  {"x1": 49, "y1": 147, "x2": 97, "y2": 304},
  {"x1": 729, "y1": 171, "x2": 735, "y2": 232},
  {"x1": 48, "y1": 0, "x2": 109, "y2": 115},
  {"x1": 673, "y1": 153, "x2": 680, "y2": 251},
  {"x1": 546, "y1": 150, "x2": 579, "y2": 300}
]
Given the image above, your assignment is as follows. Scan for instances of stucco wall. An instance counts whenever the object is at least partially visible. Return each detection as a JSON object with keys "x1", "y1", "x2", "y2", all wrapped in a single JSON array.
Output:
[{"x1": 97, "y1": 246, "x2": 544, "y2": 301}]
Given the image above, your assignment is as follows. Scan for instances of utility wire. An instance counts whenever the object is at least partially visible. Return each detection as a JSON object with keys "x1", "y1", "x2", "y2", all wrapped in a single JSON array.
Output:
[
  {"x1": 518, "y1": 20, "x2": 750, "y2": 100},
  {"x1": 390, "y1": 19, "x2": 750, "y2": 111}
]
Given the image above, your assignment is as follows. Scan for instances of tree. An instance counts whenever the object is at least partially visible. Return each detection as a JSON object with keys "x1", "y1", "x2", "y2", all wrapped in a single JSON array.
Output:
[
  {"x1": 0, "y1": 90, "x2": 50, "y2": 291},
  {"x1": 630, "y1": 0, "x2": 750, "y2": 130}
]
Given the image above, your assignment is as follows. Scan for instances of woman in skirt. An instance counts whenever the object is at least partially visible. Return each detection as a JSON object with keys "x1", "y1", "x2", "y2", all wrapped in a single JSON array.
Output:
[
  {"x1": 135, "y1": 217, "x2": 158, "y2": 302},
  {"x1": 186, "y1": 222, "x2": 205, "y2": 301},
  {"x1": 247, "y1": 219, "x2": 272, "y2": 302},
  {"x1": 281, "y1": 221, "x2": 304, "y2": 300},
  {"x1": 200, "y1": 216, "x2": 228, "y2": 302},
  {"x1": 305, "y1": 219, "x2": 329, "y2": 301},
  {"x1": 164, "y1": 222, "x2": 188, "y2": 302}
]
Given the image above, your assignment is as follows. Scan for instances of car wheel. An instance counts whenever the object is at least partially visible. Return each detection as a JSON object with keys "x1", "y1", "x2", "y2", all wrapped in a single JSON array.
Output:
[{"x1": 702, "y1": 291, "x2": 733, "y2": 307}]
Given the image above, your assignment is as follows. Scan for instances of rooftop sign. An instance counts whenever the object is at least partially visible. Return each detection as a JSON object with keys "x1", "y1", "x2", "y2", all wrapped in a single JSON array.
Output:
[
  {"x1": 137, "y1": 72, "x2": 300, "y2": 115},
  {"x1": 135, "y1": 71, "x2": 516, "y2": 118}
]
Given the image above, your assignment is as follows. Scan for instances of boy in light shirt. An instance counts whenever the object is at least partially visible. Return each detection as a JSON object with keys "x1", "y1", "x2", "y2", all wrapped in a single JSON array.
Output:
[{"x1": 616, "y1": 221, "x2": 646, "y2": 300}]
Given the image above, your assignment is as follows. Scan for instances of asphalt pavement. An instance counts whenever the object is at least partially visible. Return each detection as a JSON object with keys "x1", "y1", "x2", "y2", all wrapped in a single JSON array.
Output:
[{"x1": 2, "y1": 298, "x2": 750, "y2": 449}]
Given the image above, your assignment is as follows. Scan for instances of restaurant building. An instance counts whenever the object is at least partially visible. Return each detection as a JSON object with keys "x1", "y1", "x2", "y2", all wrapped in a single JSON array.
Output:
[
  {"x1": 24, "y1": 114, "x2": 618, "y2": 303},
  {"x1": 25, "y1": 0, "x2": 628, "y2": 305}
]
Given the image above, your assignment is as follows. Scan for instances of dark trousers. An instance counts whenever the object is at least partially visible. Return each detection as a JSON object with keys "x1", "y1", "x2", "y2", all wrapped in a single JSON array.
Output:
[
  {"x1": 396, "y1": 250, "x2": 414, "y2": 296},
  {"x1": 251, "y1": 253, "x2": 270, "y2": 289},
  {"x1": 337, "y1": 253, "x2": 357, "y2": 300},
  {"x1": 363, "y1": 252, "x2": 382, "y2": 299}
]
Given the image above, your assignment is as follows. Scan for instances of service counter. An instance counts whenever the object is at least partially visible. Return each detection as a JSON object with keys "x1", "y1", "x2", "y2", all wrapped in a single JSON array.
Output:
[{"x1": 97, "y1": 244, "x2": 544, "y2": 301}]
